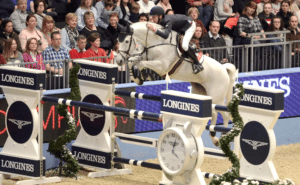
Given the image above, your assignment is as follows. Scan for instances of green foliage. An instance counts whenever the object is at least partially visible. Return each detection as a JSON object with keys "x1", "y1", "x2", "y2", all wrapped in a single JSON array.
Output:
[
  {"x1": 209, "y1": 83, "x2": 244, "y2": 185},
  {"x1": 209, "y1": 84, "x2": 295, "y2": 185},
  {"x1": 47, "y1": 64, "x2": 81, "y2": 176}
]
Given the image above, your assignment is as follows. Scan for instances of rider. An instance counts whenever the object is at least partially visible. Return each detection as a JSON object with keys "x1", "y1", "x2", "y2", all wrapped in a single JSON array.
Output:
[{"x1": 147, "y1": 6, "x2": 204, "y2": 74}]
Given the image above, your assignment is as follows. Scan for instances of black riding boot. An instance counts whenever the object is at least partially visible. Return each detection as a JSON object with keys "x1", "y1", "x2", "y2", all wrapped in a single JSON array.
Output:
[{"x1": 185, "y1": 48, "x2": 204, "y2": 74}]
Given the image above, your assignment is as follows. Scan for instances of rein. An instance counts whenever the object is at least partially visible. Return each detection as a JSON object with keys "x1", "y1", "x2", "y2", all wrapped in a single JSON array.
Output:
[{"x1": 119, "y1": 28, "x2": 177, "y2": 61}]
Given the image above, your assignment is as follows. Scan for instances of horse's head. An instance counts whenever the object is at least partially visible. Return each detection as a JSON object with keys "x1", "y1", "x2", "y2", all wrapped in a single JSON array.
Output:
[{"x1": 115, "y1": 25, "x2": 144, "y2": 65}]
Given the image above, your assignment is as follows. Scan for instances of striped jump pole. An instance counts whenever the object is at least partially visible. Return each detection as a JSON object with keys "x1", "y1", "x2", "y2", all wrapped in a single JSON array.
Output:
[
  {"x1": 42, "y1": 96, "x2": 163, "y2": 121},
  {"x1": 205, "y1": 125, "x2": 232, "y2": 133},
  {"x1": 113, "y1": 157, "x2": 162, "y2": 170},
  {"x1": 114, "y1": 90, "x2": 161, "y2": 102}
]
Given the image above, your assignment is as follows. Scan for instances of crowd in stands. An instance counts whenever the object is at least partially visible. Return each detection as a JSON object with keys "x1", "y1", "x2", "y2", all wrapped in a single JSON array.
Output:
[{"x1": 1, "y1": 0, "x2": 300, "y2": 76}]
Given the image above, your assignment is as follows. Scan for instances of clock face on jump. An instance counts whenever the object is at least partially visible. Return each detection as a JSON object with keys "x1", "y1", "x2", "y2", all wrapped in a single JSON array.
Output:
[{"x1": 160, "y1": 132, "x2": 186, "y2": 171}]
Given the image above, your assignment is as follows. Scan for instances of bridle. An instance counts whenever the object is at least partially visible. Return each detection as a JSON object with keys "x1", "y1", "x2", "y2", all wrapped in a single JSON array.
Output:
[
  {"x1": 118, "y1": 33, "x2": 139, "y2": 62},
  {"x1": 118, "y1": 28, "x2": 177, "y2": 62}
]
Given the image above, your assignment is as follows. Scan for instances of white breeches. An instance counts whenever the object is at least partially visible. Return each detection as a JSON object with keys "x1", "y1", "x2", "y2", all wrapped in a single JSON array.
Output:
[{"x1": 182, "y1": 21, "x2": 196, "y2": 51}]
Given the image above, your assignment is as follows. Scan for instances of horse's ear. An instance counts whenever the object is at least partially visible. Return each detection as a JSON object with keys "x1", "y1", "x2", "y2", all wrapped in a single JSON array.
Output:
[{"x1": 126, "y1": 25, "x2": 133, "y2": 35}]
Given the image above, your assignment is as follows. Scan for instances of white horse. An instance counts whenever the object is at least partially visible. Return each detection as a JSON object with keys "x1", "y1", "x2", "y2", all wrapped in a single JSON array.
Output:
[{"x1": 115, "y1": 22, "x2": 237, "y2": 146}]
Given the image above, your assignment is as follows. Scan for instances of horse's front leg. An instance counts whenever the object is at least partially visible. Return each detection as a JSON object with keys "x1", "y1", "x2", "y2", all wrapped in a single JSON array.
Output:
[{"x1": 127, "y1": 56, "x2": 144, "y2": 85}]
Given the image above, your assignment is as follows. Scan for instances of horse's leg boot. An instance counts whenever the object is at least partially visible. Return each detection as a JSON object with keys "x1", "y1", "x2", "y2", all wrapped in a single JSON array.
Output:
[{"x1": 186, "y1": 48, "x2": 204, "y2": 74}]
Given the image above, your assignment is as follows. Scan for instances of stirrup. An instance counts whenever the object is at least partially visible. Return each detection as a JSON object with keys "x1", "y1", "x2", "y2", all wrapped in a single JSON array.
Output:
[{"x1": 192, "y1": 63, "x2": 203, "y2": 74}]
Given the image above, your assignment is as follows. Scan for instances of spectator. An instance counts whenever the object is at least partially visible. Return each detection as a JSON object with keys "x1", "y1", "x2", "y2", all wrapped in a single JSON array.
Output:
[
  {"x1": 257, "y1": 0, "x2": 271, "y2": 15},
  {"x1": 113, "y1": 0, "x2": 124, "y2": 21},
  {"x1": 80, "y1": 11, "x2": 111, "y2": 50},
  {"x1": 96, "y1": 0, "x2": 123, "y2": 29},
  {"x1": 34, "y1": 0, "x2": 58, "y2": 19},
  {"x1": 157, "y1": 0, "x2": 172, "y2": 12},
  {"x1": 276, "y1": 0, "x2": 292, "y2": 28},
  {"x1": 232, "y1": 0, "x2": 251, "y2": 15},
  {"x1": 19, "y1": 14, "x2": 48, "y2": 50},
  {"x1": 0, "y1": 20, "x2": 22, "y2": 52},
  {"x1": 9, "y1": 0, "x2": 29, "y2": 34},
  {"x1": 83, "y1": 32, "x2": 114, "y2": 63},
  {"x1": 289, "y1": 0, "x2": 300, "y2": 25},
  {"x1": 271, "y1": 0, "x2": 282, "y2": 15},
  {"x1": 23, "y1": 37, "x2": 45, "y2": 70},
  {"x1": 41, "y1": 15, "x2": 60, "y2": 46},
  {"x1": 129, "y1": 0, "x2": 140, "y2": 23},
  {"x1": 106, "y1": 12, "x2": 126, "y2": 51},
  {"x1": 75, "y1": 0, "x2": 98, "y2": 31},
  {"x1": 258, "y1": 3, "x2": 275, "y2": 31},
  {"x1": 69, "y1": 35, "x2": 87, "y2": 59},
  {"x1": 3, "y1": 38, "x2": 24, "y2": 66},
  {"x1": 138, "y1": 13, "x2": 149, "y2": 22},
  {"x1": 119, "y1": 0, "x2": 132, "y2": 26},
  {"x1": 138, "y1": 0, "x2": 155, "y2": 14},
  {"x1": 203, "y1": 20, "x2": 228, "y2": 63},
  {"x1": 286, "y1": 15, "x2": 300, "y2": 67},
  {"x1": 61, "y1": 13, "x2": 79, "y2": 51},
  {"x1": 33, "y1": 0, "x2": 47, "y2": 30},
  {"x1": 0, "y1": 18, "x2": 2, "y2": 26},
  {"x1": 190, "y1": 23, "x2": 205, "y2": 53},
  {"x1": 234, "y1": 1, "x2": 265, "y2": 45},
  {"x1": 166, "y1": 9, "x2": 175, "y2": 15},
  {"x1": 0, "y1": 0, "x2": 15, "y2": 19},
  {"x1": 266, "y1": 16, "x2": 285, "y2": 68},
  {"x1": 214, "y1": 0, "x2": 237, "y2": 35},
  {"x1": 42, "y1": 32, "x2": 72, "y2": 75},
  {"x1": 19, "y1": 14, "x2": 48, "y2": 53},
  {"x1": 186, "y1": 0, "x2": 214, "y2": 28},
  {"x1": 187, "y1": 7, "x2": 208, "y2": 36}
]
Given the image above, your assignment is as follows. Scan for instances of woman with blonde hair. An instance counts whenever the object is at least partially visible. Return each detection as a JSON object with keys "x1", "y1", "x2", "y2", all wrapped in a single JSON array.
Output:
[
  {"x1": 187, "y1": 7, "x2": 208, "y2": 35},
  {"x1": 3, "y1": 38, "x2": 24, "y2": 67},
  {"x1": 80, "y1": 11, "x2": 111, "y2": 49},
  {"x1": 23, "y1": 37, "x2": 45, "y2": 70},
  {"x1": 41, "y1": 15, "x2": 60, "y2": 45},
  {"x1": 61, "y1": 13, "x2": 79, "y2": 51},
  {"x1": 75, "y1": 0, "x2": 98, "y2": 31}
]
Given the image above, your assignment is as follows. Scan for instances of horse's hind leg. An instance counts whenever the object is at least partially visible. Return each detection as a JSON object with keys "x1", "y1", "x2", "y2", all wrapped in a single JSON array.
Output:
[{"x1": 191, "y1": 83, "x2": 221, "y2": 146}]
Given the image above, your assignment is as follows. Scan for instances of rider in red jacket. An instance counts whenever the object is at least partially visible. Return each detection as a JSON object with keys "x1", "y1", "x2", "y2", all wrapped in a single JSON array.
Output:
[{"x1": 147, "y1": 6, "x2": 204, "y2": 74}]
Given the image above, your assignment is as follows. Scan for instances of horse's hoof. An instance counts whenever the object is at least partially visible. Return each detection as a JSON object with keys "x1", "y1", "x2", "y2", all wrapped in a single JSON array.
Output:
[
  {"x1": 131, "y1": 65, "x2": 139, "y2": 79},
  {"x1": 130, "y1": 76, "x2": 143, "y2": 85},
  {"x1": 140, "y1": 68, "x2": 148, "y2": 80},
  {"x1": 210, "y1": 135, "x2": 220, "y2": 147}
]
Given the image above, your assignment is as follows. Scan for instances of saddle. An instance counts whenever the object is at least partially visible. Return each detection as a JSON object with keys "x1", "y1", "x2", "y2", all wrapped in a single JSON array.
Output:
[{"x1": 176, "y1": 34, "x2": 201, "y2": 61}]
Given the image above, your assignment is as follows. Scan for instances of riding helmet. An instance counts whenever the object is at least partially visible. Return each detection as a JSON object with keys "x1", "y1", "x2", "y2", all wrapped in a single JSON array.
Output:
[{"x1": 150, "y1": 6, "x2": 165, "y2": 16}]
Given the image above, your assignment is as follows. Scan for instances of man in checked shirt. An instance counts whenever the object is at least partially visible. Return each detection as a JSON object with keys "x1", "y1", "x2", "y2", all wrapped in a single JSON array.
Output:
[{"x1": 42, "y1": 32, "x2": 72, "y2": 75}]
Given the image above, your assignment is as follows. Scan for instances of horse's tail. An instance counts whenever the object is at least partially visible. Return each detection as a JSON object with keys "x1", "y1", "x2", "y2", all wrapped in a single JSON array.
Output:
[{"x1": 224, "y1": 63, "x2": 238, "y2": 105}]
